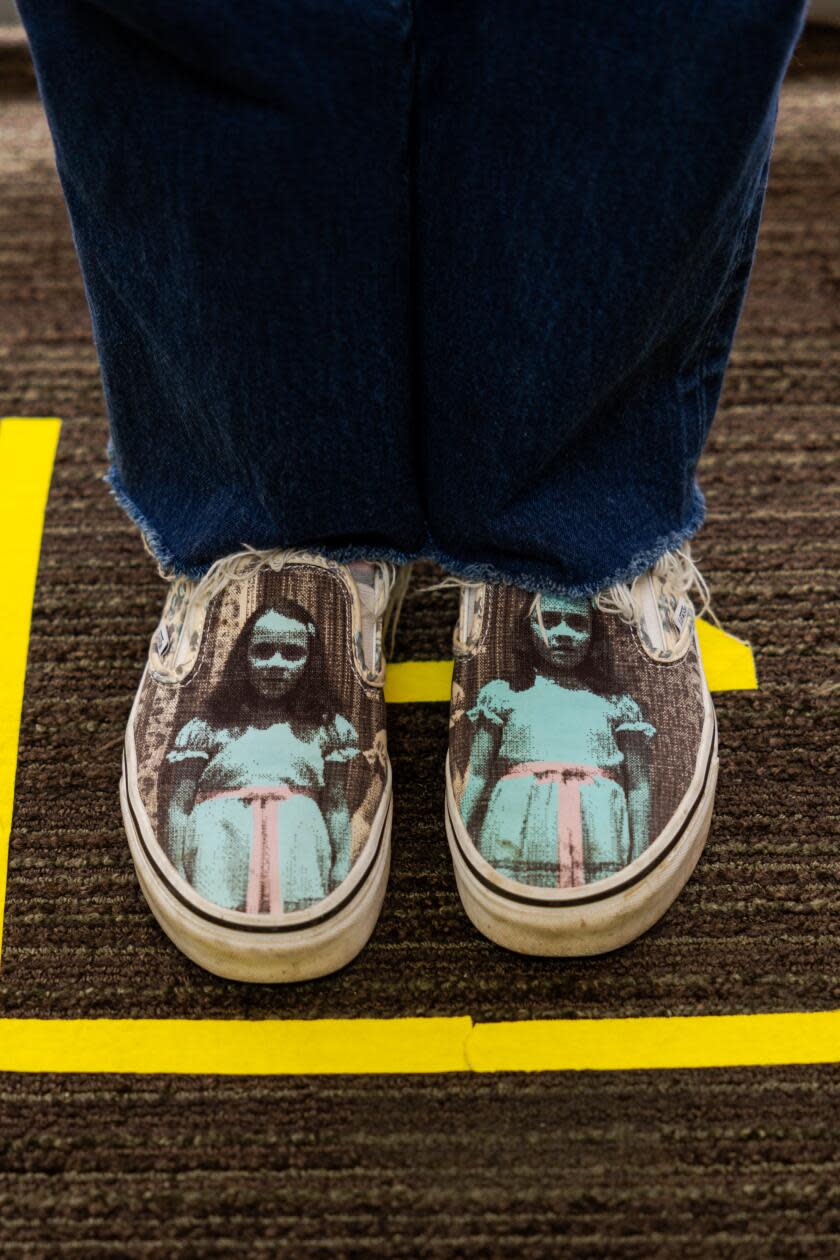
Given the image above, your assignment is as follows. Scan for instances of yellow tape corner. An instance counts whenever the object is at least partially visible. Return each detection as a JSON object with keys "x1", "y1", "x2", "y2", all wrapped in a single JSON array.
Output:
[{"x1": 696, "y1": 617, "x2": 757, "y2": 692}]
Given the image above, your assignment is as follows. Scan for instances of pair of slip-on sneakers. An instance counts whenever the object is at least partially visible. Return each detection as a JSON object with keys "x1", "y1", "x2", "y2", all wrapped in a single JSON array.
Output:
[{"x1": 121, "y1": 549, "x2": 718, "y2": 982}]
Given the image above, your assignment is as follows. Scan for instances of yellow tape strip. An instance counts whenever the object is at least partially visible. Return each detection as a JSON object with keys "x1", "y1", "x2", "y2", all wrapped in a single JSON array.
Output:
[
  {"x1": 0, "y1": 1011, "x2": 838, "y2": 1075},
  {"x1": 0, "y1": 418, "x2": 61, "y2": 949},
  {"x1": 0, "y1": 1017, "x2": 472, "y2": 1075},
  {"x1": 385, "y1": 658, "x2": 454, "y2": 703},
  {"x1": 467, "y1": 1010, "x2": 840, "y2": 1073},
  {"x1": 385, "y1": 621, "x2": 757, "y2": 703}
]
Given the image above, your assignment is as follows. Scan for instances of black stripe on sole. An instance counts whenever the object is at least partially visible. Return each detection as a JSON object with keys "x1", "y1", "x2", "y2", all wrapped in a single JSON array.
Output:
[{"x1": 446, "y1": 724, "x2": 716, "y2": 910}]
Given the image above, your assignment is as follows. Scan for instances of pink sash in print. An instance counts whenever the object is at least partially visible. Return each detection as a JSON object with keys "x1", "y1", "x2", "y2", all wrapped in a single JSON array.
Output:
[
  {"x1": 195, "y1": 785, "x2": 317, "y2": 914},
  {"x1": 501, "y1": 761, "x2": 605, "y2": 889}
]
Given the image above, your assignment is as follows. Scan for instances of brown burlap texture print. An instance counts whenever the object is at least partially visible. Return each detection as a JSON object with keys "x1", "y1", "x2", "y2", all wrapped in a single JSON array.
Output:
[
  {"x1": 132, "y1": 562, "x2": 386, "y2": 913},
  {"x1": 449, "y1": 584, "x2": 707, "y2": 886}
]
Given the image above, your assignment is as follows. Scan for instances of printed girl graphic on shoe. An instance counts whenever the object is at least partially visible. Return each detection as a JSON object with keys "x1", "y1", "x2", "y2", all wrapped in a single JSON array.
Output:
[
  {"x1": 164, "y1": 598, "x2": 361, "y2": 913},
  {"x1": 459, "y1": 594, "x2": 656, "y2": 887}
]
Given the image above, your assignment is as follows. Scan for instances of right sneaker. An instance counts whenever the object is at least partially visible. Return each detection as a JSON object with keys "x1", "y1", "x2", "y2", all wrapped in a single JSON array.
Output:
[
  {"x1": 121, "y1": 549, "x2": 394, "y2": 982},
  {"x1": 445, "y1": 550, "x2": 719, "y2": 956}
]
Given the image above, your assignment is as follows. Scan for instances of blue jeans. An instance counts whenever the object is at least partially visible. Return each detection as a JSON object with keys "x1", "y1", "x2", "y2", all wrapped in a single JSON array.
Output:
[{"x1": 19, "y1": 1, "x2": 805, "y2": 593}]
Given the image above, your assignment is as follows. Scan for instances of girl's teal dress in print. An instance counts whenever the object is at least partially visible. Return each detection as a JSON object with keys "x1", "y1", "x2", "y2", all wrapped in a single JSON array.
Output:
[
  {"x1": 463, "y1": 676, "x2": 656, "y2": 887},
  {"x1": 166, "y1": 714, "x2": 359, "y2": 913}
]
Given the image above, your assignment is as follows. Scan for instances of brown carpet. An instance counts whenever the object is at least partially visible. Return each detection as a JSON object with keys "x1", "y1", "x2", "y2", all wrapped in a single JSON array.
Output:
[{"x1": 1, "y1": 23, "x2": 839, "y2": 1258}]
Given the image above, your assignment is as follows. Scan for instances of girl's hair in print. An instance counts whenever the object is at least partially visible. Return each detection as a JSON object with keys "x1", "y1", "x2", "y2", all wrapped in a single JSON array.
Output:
[
  {"x1": 204, "y1": 596, "x2": 342, "y2": 730},
  {"x1": 510, "y1": 592, "x2": 612, "y2": 694}
]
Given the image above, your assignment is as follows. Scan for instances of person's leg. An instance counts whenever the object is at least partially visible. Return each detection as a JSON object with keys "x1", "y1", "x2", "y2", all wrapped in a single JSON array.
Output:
[
  {"x1": 18, "y1": 0, "x2": 420, "y2": 575},
  {"x1": 18, "y1": 1, "x2": 410, "y2": 979},
  {"x1": 430, "y1": 3, "x2": 808, "y2": 955},
  {"x1": 415, "y1": 0, "x2": 807, "y2": 594}
]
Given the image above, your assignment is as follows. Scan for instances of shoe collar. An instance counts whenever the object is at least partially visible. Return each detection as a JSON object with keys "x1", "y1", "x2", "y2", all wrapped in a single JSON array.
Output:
[{"x1": 148, "y1": 547, "x2": 396, "y2": 687}]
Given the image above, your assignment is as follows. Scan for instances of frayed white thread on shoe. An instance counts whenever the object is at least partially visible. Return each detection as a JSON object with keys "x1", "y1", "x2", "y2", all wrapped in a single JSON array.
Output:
[
  {"x1": 415, "y1": 575, "x2": 483, "y2": 597},
  {"x1": 528, "y1": 590, "x2": 550, "y2": 646},
  {"x1": 373, "y1": 561, "x2": 399, "y2": 624},
  {"x1": 383, "y1": 563, "x2": 413, "y2": 659},
  {"x1": 595, "y1": 547, "x2": 719, "y2": 628},
  {"x1": 164, "y1": 546, "x2": 398, "y2": 620},
  {"x1": 529, "y1": 547, "x2": 719, "y2": 645},
  {"x1": 415, "y1": 574, "x2": 486, "y2": 652},
  {"x1": 189, "y1": 546, "x2": 308, "y2": 607}
]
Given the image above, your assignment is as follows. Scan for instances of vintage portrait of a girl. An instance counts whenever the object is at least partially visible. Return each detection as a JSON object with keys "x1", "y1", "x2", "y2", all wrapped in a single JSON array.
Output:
[
  {"x1": 457, "y1": 594, "x2": 657, "y2": 888},
  {"x1": 161, "y1": 595, "x2": 376, "y2": 914}
]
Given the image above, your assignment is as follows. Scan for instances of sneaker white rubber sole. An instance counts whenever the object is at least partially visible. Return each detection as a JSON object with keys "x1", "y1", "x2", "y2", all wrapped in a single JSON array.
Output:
[
  {"x1": 444, "y1": 719, "x2": 718, "y2": 957},
  {"x1": 120, "y1": 742, "x2": 392, "y2": 984}
]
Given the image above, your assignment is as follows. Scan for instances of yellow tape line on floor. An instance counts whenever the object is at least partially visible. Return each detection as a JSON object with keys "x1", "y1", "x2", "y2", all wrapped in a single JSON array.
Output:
[
  {"x1": 0, "y1": 418, "x2": 61, "y2": 949},
  {"x1": 384, "y1": 620, "x2": 757, "y2": 702},
  {"x1": 0, "y1": 1011, "x2": 838, "y2": 1075}
]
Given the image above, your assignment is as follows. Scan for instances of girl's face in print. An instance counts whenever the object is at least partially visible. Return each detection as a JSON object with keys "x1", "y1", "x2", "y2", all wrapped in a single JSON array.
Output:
[
  {"x1": 529, "y1": 593, "x2": 593, "y2": 669},
  {"x1": 247, "y1": 610, "x2": 313, "y2": 700}
]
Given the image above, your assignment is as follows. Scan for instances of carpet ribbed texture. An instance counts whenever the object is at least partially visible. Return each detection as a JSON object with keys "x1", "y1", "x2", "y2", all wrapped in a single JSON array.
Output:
[{"x1": 0, "y1": 25, "x2": 838, "y2": 1258}]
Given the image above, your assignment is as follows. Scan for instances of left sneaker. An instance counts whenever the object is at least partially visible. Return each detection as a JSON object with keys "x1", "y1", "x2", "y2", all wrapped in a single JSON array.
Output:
[
  {"x1": 121, "y1": 549, "x2": 395, "y2": 982},
  {"x1": 445, "y1": 551, "x2": 719, "y2": 955}
]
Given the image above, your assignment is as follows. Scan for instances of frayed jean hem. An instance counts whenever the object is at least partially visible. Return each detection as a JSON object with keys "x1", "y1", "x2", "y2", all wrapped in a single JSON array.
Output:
[
  {"x1": 107, "y1": 463, "x2": 706, "y2": 596},
  {"x1": 106, "y1": 461, "x2": 423, "y2": 580},
  {"x1": 424, "y1": 488, "x2": 707, "y2": 597},
  {"x1": 105, "y1": 463, "x2": 178, "y2": 574}
]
